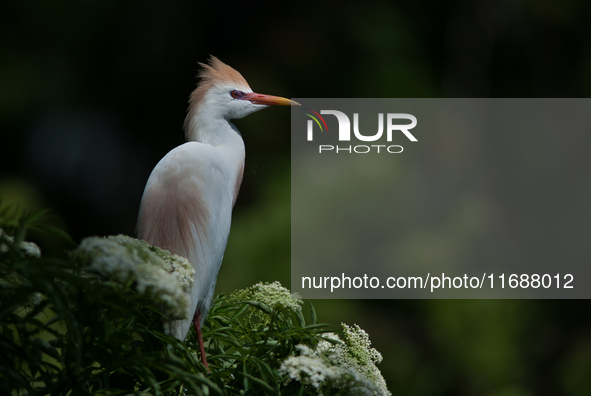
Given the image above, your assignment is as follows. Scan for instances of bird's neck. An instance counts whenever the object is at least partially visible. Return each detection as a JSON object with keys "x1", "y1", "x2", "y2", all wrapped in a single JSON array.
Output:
[
  {"x1": 186, "y1": 114, "x2": 246, "y2": 204},
  {"x1": 187, "y1": 111, "x2": 245, "y2": 150}
]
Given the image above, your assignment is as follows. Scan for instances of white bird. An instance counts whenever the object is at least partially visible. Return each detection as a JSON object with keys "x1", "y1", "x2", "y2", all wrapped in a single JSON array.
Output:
[{"x1": 137, "y1": 56, "x2": 298, "y2": 370}]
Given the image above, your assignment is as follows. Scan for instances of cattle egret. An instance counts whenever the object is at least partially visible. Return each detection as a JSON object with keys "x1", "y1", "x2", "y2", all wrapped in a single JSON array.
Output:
[{"x1": 137, "y1": 56, "x2": 299, "y2": 370}]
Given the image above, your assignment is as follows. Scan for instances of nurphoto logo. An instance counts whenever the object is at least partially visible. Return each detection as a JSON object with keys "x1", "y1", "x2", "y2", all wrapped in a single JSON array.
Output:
[{"x1": 302, "y1": 108, "x2": 418, "y2": 154}]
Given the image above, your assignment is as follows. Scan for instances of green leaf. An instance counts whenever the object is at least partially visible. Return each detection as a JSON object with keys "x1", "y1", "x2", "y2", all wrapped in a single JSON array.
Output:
[
  {"x1": 249, "y1": 356, "x2": 276, "y2": 384},
  {"x1": 30, "y1": 224, "x2": 75, "y2": 245},
  {"x1": 294, "y1": 308, "x2": 306, "y2": 327},
  {"x1": 244, "y1": 300, "x2": 274, "y2": 315},
  {"x1": 33, "y1": 337, "x2": 60, "y2": 359},
  {"x1": 309, "y1": 302, "x2": 317, "y2": 325},
  {"x1": 304, "y1": 323, "x2": 331, "y2": 331},
  {"x1": 231, "y1": 302, "x2": 250, "y2": 318},
  {"x1": 239, "y1": 372, "x2": 275, "y2": 393}
]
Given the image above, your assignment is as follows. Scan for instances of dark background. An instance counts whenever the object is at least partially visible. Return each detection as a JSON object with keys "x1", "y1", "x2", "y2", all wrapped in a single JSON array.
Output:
[{"x1": 2, "y1": 1, "x2": 591, "y2": 395}]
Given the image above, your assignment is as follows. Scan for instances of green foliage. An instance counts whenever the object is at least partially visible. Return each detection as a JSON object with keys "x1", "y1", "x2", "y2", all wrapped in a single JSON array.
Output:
[
  {"x1": 73, "y1": 235, "x2": 196, "y2": 320},
  {"x1": 0, "y1": 202, "x2": 73, "y2": 246},
  {"x1": 0, "y1": 205, "x2": 389, "y2": 395},
  {"x1": 1, "y1": 206, "x2": 212, "y2": 394},
  {"x1": 190, "y1": 292, "x2": 326, "y2": 395}
]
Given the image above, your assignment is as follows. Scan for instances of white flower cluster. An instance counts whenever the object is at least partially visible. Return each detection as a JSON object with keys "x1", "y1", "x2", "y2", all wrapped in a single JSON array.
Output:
[
  {"x1": 76, "y1": 235, "x2": 195, "y2": 318},
  {"x1": 0, "y1": 228, "x2": 41, "y2": 258},
  {"x1": 280, "y1": 347, "x2": 339, "y2": 390},
  {"x1": 1, "y1": 228, "x2": 44, "y2": 307},
  {"x1": 280, "y1": 324, "x2": 391, "y2": 396},
  {"x1": 231, "y1": 281, "x2": 303, "y2": 312}
]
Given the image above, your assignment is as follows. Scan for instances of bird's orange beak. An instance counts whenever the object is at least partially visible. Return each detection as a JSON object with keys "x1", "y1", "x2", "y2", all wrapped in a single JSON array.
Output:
[{"x1": 244, "y1": 92, "x2": 300, "y2": 106}]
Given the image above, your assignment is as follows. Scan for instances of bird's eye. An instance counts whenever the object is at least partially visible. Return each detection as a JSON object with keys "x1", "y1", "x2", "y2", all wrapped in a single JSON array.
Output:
[{"x1": 230, "y1": 90, "x2": 243, "y2": 99}]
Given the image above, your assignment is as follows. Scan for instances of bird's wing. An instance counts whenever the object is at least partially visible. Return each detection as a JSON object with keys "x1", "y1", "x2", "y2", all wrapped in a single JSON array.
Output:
[{"x1": 137, "y1": 142, "x2": 234, "y2": 339}]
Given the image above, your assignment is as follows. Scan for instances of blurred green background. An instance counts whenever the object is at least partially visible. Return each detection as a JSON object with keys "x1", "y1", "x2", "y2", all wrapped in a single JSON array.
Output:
[{"x1": 1, "y1": 1, "x2": 591, "y2": 395}]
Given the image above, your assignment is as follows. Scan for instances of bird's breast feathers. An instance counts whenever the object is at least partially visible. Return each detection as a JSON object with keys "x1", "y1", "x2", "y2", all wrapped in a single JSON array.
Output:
[{"x1": 138, "y1": 142, "x2": 234, "y2": 268}]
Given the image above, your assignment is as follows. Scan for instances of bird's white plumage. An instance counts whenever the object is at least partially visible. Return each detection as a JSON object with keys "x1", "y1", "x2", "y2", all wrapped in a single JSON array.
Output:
[
  {"x1": 137, "y1": 56, "x2": 296, "y2": 343},
  {"x1": 138, "y1": 141, "x2": 240, "y2": 338}
]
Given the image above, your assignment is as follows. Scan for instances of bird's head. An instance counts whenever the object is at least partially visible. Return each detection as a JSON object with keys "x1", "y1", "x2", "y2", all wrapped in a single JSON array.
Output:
[{"x1": 184, "y1": 56, "x2": 299, "y2": 141}]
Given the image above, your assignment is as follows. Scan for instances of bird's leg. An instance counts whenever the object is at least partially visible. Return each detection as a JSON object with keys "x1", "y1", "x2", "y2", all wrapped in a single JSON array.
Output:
[{"x1": 193, "y1": 310, "x2": 210, "y2": 372}]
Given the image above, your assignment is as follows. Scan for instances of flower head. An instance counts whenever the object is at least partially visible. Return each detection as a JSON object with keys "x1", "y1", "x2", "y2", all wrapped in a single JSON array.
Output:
[
  {"x1": 281, "y1": 354, "x2": 339, "y2": 390},
  {"x1": 74, "y1": 235, "x2": 195, "y2": 319},
  {"x1": 228, "y1": 281, "x2": 303, "y2": 325},
  {"x1": 250, "y1": 281, "x2": 303, "y2": 311},
  {"x1": 230, "y1": 281, "x2": 302, "y2": 310},
  {"x1": 280, "y1": 325, "x2": 390, "y2": 396},
  {"x1": 0, "y1": 228, "x2": 41, "y2": 258}
]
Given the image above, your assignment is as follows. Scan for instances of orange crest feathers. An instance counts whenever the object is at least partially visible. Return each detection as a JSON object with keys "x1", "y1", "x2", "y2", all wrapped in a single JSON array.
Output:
[{"x1": 197, "y1": 56, "x2": 250, "y2": 88}]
